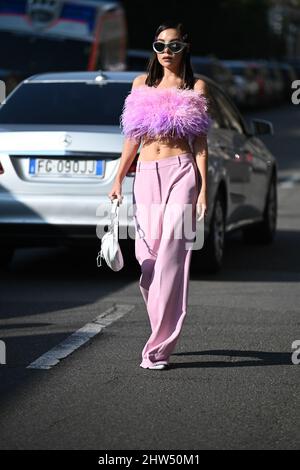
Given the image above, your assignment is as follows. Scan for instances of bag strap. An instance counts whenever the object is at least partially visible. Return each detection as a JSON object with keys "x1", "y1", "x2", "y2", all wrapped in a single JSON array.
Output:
[
  {"x1": 110, "y1": 198, "x2": 119, "y2": 216},
  {"x1": 96, "y1": 199, "x2": 120, "y2": 267},
  {"x1": 108, "y1": 199, "x2": 120, "y2": 235}
]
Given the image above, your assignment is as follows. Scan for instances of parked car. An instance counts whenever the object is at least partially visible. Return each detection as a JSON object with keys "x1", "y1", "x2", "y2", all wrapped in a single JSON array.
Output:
[
  {"x1": 245, "y1": 59, "x2": 275, "y2": 107},
  {"x1": 221, "y1": 60, "x2": 257, "y2": 109},
  {"x1": 0, "y1": 70, "x2": 277, "y2": 272},
  {"x1": 191, "y1": 55, "x2": 239, "y2": 104},
  {"x1": 278, "y1": 62, "x2": 298, "y2": 100},
  {"x1": 260, "y1": 60, "x2": 285, "y2": 104},
  {"x1": 285, "y1": 59, "x2": 300, "y2": 79}
]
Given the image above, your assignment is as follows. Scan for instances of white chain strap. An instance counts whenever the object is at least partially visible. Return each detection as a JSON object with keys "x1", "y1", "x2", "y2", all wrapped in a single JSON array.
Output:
[{"x1": 96, "y1": 199, "x2": 120, "y2": 267}]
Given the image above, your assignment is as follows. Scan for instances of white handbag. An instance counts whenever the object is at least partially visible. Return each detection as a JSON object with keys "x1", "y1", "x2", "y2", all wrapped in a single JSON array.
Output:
[{"x1": 96, "y1": 198, "x2": 124, "y2": 271}]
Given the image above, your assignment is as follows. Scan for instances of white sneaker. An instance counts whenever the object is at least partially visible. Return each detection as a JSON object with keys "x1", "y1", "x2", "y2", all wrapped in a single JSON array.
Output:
[{"x1": 147, "y1": 363, "x2": 168, "y2": 370}]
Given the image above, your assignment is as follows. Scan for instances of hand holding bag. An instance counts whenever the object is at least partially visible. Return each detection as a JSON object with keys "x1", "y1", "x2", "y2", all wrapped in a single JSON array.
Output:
[{"x1": 96, "y1": 198, "x2": 124, "y2": 271}]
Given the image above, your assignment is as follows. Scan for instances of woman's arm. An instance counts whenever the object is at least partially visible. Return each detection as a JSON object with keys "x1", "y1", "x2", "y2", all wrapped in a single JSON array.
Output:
[
  {"x1": 194, "y1": 133, "x2": 208, "y2": 191},
  {"x1": 108, "y1": 75, "x2": 146, "y2": 202},
  {"x1": 108, "y1": 135, "x2": 140, "y2": 203},
  {"x1": 114, "y1": 136, "x2": 141, "y2": 185},
  {"x1": 193, "y1": 79, "x2": 210, "y2": 219}
]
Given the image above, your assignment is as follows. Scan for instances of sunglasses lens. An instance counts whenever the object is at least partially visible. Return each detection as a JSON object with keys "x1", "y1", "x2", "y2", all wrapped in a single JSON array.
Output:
[
  {"x1": 169, "y1": 42, "x2": 184, "y2": 53},
  {"x1": 153, "y1": 42, "x2": 165, "y2": 53}
]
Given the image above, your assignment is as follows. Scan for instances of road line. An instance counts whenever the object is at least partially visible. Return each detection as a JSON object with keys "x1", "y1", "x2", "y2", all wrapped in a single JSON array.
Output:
[
  {"x1": 279, "y1": 181, "x2": 298, "y2": 188},
  {"x1": 278, "y1": 173, "x2": 300, "y2": 188},
  {"x1": 27, "y1": 304, "x2": 135, "y2": 370}
]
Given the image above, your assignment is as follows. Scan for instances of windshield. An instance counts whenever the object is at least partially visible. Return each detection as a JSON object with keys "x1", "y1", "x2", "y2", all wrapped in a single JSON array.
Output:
[{"x1": 0, "y1": 81, "x2": 132, "y2": 125}]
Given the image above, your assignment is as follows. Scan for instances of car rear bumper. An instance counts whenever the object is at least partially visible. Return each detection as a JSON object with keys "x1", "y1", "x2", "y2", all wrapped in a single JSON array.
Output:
[
  {"x1": 0, "y1": 222, "x2": 94, "y2": 246},
  {"x1": 0, "y1": 222, "x2": 136, "y2": 248},
  {"x1": 0, "y1": 193, "x2": 136, "y2": 247}
]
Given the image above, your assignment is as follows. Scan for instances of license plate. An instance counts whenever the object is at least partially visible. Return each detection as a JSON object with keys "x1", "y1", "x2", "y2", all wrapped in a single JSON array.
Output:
[{"x1": 29, "y1": 158, "x2": 104, "y2": 177}]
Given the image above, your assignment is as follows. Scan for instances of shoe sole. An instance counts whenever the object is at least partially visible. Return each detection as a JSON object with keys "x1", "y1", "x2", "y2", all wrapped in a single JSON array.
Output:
[{"x1": 141, "y1": 364, "x2": 169, "y2": 370}]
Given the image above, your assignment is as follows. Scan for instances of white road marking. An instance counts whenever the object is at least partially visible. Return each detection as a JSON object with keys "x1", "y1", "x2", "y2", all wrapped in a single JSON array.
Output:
[
  {"x1": 279, "y1": 181, "x2": 298, "y2": 188},
  {"x1": 27, "y1": 304, "x2": 135, "y2": 370},
  {"x1": 278, "y1": 173, "x2": 300, "y2": 188}
]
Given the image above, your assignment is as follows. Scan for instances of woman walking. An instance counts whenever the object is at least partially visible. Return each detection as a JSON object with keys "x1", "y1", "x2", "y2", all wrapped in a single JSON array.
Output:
[{"x1": 108, "y1": 20, "x2": 212, "y2": 370}]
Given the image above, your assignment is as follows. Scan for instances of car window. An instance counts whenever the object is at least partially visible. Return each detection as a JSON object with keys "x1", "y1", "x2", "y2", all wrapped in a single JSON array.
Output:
[
  {"x1": 212, "y1": 86, "x2": 244, "y2": 133},
  {"x1": 0, "y1": 82, "x2": 132, "y2": 125}
]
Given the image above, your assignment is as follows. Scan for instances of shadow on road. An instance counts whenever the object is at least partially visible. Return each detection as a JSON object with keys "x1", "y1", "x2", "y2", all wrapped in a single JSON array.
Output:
[
  {"x1": 170, "y1": 349, "x2": 293, "y2": 368},
  {"x1": 191, "y1": 228, "x2": 300, "y2": 282}
]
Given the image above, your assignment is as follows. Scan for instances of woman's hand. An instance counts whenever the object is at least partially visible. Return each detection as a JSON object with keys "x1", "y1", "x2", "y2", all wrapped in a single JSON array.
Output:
[
  {"x1": 196, "y1": 189, "x2": 207, "y2": 221},
  {"x1": 108, "y1": 180, "x2": 123, "y2": 204}
]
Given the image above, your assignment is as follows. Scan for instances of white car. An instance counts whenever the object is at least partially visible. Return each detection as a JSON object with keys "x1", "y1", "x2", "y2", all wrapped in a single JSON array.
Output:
[
  {"x1": 0, "y1": 70, "x2": 277, "y2": 273},
  {"x1": 0, "y1": 71, "x2": 141, "y2": 265}
]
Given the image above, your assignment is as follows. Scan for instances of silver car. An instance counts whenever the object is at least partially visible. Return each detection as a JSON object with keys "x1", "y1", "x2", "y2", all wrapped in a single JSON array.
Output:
[{"x1": 0, "y1": 70, "x2": 277, "y2": 272}]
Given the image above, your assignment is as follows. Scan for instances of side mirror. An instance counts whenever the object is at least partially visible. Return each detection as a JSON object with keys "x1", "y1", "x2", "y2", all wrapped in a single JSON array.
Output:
[{"x1": 251, "y1": 119, "x2": 274, "y2": 136}]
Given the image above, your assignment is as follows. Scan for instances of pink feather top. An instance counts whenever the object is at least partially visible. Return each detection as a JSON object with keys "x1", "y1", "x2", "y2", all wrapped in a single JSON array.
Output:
[{"x1": 119, "y1": 85, "x2": 212, "y2": 150}]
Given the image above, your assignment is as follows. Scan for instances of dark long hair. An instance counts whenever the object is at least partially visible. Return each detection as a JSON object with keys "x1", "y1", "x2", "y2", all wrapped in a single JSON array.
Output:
[{"x1": 145, "y1": 20, "x2": 195, "y2": 90}]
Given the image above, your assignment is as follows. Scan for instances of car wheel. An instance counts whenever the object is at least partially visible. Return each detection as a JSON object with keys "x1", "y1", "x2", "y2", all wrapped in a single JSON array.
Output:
[
  {"x1": 123, "y1": 240, "x2": 139, "y2": 268},
  {"x1": 242, "y1": 174, "x2": 277, "y2": 244},
  {"x1": 0, "y1": 246, "x2": 15, "y2": 269},
  {"x1": 195, "y1": 192, "x2": 226, "y2": 274}
]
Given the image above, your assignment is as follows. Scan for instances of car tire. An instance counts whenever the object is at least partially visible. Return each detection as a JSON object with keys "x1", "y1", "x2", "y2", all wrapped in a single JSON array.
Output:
[
  {"x1": 242, "y1": 174, "x2": 277, "y2": 244},
  {"x1": 120, "y1": 239, "x2": 138, "y2": 271},
  {"x1": 0, "y1": 246, "x2": 15, "y2": 269},
  {"x1": 194, "y1": 192, "x2": 226, "y2": 274}
]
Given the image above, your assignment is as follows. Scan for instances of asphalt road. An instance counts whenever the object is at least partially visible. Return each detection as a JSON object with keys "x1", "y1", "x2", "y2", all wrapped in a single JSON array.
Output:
[{"x1": 0, "y1": 102, "x2": 299, "y2": 450}]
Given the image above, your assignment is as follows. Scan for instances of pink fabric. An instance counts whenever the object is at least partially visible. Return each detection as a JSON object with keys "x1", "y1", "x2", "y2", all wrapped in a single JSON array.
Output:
[
  {"x1": 133, "y1": 153, "x2": 200, "y2": 368},
  {"x1": 120, "y1": 85, "x2": 212, "y2": 143}
]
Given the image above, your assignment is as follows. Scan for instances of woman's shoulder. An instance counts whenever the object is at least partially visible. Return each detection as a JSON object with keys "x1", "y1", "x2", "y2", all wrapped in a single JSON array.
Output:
[
  {"x1": 193, "y1": 78, "x2": 208, "y2": 96},
  {"x1": 132, "y1": 74, "x2": 148, "y2": 89}
]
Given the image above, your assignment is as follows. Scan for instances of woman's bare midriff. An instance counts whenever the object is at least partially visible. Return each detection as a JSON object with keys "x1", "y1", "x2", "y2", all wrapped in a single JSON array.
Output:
[{"x1": 138, "y1": 135, "x2": 192, "y2": 161}]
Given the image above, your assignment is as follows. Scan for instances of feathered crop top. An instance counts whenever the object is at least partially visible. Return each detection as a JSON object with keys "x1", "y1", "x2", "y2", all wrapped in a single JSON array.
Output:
[{"x1": 119, "y1": 85, "x2": 212, "y2": 151}]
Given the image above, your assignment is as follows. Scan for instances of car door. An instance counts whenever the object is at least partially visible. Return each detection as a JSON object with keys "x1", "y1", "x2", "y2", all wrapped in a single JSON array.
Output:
[
  {"x1": 214, "y1": 88, "x2": 271, "y2": 219},
  {"x1": 208, "y1": 84, "x2": 253, "y2": 224}
]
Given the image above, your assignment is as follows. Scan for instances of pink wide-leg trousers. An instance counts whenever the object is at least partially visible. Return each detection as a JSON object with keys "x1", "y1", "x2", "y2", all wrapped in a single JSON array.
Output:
[{"x1": 132, "y1": 152, "x2": 200, "y2": 368}]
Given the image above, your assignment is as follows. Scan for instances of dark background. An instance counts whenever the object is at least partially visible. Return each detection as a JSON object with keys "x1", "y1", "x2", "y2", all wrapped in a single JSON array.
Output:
[{"x1": 121, "y1": 0, "x2": 298, "y2": 59}]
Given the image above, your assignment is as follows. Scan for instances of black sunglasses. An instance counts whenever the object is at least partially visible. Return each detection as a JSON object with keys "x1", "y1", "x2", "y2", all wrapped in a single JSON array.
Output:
[{"x1": 152, "y1": 40, "x2": 188, "y2": 54}]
